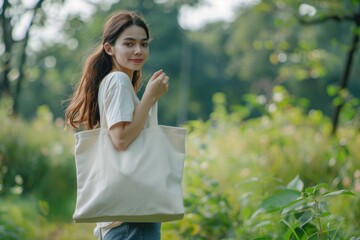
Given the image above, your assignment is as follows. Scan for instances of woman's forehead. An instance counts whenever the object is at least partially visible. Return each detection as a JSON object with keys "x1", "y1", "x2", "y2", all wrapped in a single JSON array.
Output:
[{"x1": 119, "y1": 25, "x2": 148, "y2": 40}]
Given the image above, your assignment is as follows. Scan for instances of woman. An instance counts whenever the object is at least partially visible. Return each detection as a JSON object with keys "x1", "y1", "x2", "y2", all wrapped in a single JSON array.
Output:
[{"x1": 65, "y1": 11, "x2": 168, "y2": 240}]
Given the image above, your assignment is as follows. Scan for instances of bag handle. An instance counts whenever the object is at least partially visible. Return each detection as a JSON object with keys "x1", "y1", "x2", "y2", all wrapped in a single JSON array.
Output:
[
  {"x1": 100, "y1": 101, "x2": 159, "y2": 129},
  {"x1": 100, "y1": 104, "x2": 107, "y2": 129},
  {"x1": 149, "y1": 101, "x2": 159, "y2": 127}
]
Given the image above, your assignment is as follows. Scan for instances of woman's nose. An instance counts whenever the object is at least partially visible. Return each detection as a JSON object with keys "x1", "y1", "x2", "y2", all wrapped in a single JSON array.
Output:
[{"x1": 134, "y1": 44, "x2": 142, "y2": 55}]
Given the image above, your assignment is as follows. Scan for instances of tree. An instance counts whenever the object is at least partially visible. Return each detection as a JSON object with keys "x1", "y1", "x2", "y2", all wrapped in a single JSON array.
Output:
[
  {"x1": 19, "y1": 0, "x2": 201, "y2": 123},
  {"x1": 0, "y1": 0, "x2": 48, "y2": 115},
  {"x1": 216, "y1": 0, "x2": 360, "y2": 130},
  {"x1": 296, "y1": 1, "x2": 360, "y2": 134}
]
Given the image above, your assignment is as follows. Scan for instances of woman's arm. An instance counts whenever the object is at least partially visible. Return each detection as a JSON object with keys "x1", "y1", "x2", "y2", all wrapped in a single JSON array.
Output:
[{"x1": 109, "y1": 70, "x2": 169, "y2": 151}]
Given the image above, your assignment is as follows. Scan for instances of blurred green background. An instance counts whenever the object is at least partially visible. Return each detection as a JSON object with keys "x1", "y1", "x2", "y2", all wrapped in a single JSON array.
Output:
[{"x1": 1, "y1": 0, "x2": 360, "y2": 239}]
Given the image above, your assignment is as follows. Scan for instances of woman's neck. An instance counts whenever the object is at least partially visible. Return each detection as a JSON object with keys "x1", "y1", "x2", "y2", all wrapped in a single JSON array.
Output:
[{"x1": 112, "y1": 66, "x2": 133, "y2": 80}]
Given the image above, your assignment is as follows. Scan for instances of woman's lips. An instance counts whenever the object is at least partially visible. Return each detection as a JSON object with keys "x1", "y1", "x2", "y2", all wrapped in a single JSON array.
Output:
[{"x1": 130, "y1": 59, "x2": 143, "y2": 64}]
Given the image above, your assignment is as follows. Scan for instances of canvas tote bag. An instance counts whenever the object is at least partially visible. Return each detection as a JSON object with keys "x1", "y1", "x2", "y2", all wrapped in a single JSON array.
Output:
[{"x1": 72, "y1": 102, "x2": 186, "y2": 223}]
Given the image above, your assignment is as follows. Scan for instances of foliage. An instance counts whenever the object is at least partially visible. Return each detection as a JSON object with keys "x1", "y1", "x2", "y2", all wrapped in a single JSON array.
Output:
[
  {"x1": 0, "y1": 99, "x2": 76, "y2": 219},
  {"x1": 251, "y1": 177, "x2": 356, "y2": 239},
  {"x1": 0, "y1": 0, "x2": 65, "y2": 114},
  {"x1": 0, "y1": 86, "x2": 359, "y2": 239},
  {"x1": 0, "y1": 196, "x2": 94, "y2": 240},
  {"x1": 1, "y1": 0, "x2": 360, "y2": 238},
  {"x1": 0, "y1": 210, "x2": 21, "y2": 240},
  {"x1": 186, "y1": 0, "x2": 360, "y2": 123},
  {"x1": 164, "y1": 87, "x2": 360, "y2": 239},
  {"x1": 1, "y1": 0, "x2": 359, "y2": 126}
]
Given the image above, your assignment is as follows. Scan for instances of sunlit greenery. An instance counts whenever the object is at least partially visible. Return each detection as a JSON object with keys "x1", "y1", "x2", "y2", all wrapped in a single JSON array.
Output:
[
  {"x1": 165, "y1": 87, "x2": 360, "y2": 239},
  {"x1": 1, "y1": 86, "x2": 359, "y2": 239},
  {"x1": 1, "y1": 0, "x2": 360, "y2": 239}
]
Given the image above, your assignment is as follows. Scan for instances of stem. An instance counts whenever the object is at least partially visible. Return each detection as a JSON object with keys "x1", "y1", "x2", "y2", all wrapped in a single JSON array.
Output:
[{"x1": 315, "y1": 199, "x2": 324, "y2": 240}]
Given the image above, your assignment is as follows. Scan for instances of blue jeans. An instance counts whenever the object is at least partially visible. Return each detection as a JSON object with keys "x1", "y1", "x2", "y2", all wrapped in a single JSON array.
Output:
[{"x1": 104, "y1": 222, "x2": 161, "y2": 240}]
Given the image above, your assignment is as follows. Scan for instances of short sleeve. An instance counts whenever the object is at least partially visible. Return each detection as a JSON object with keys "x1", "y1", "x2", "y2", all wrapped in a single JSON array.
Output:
[
  {"x1": 101, "y1": 72, "x2": 136, "y2": 130},
  {"x1": 105, "y1": 86, "x2": 134, "y2": 129}
]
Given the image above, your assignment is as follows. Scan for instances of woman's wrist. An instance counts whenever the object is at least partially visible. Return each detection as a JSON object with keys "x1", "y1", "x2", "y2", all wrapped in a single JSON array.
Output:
[{"x1": 142, "y1": 91, "x2": 157, "y2": 105}]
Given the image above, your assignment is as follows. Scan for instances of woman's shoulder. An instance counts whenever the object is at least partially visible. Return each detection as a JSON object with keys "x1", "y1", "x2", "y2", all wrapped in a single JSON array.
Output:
[
  {"x1": 105, "y1": 71, "x2": 131, "y2": 82},
  {"x1": 102, "y1": 71, "x2": 132, "y2": 90}
]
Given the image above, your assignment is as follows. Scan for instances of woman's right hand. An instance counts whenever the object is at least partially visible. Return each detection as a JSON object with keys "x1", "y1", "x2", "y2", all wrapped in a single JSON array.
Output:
[
  {"x1": 110, "y1": 70, "x2": 169, "y2": 151},
  {"x1": 143, "y1": 69, "x2": 169, "y2": 103}
]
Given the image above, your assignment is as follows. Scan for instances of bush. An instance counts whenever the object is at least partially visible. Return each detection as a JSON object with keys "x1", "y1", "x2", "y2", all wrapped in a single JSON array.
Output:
[
  {"x1": 0, "y1": 101, "x2": 76, "y2": 219},
  {"x1": 1, "y1": 86, "x2": 359, "y2": 239},
  {"x1": 0, "y1": 196, "x2": 94, "y2": 240},
  {"x1": 164, "y1": 87, "x2": 360, "y2": 239}
]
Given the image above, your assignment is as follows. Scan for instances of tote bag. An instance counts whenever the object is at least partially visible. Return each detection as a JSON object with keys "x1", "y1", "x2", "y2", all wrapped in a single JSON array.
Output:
[{"x1": 72, "y1": 102, "x2": 186, "y2": 223}]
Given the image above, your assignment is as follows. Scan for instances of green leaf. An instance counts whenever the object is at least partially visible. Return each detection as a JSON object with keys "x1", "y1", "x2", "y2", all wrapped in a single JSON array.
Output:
[
  {"x1": 282, "y1": 197, "x2": 308, "y2": 214},
  {"x1": 319, "y1": 211, "x2": 331, "y2": 218},
  {"x1": 287, "y1": 175, "x2": 304, "y2": 192},
  {"x1": 333, "y1": 96, "x2": 343, "y2": 106},
  {"x1": 260, "y1": 189, "x2": 301, "y2": 212},
  {"x1": 244, "y1": 94, "x2": 260, "y2": 106},
  {"x1": 298, "y1": 211, "x2": 314, "y2": 228},
  {"x1": 250, "y1": 237, "x2": 273, "y2": 240},
  {"x1": 305, "y1": 183, "x2": 330, "y2": 195},
  {"x1": 319, "y1": 190, "x2": 356, "y2": 199},
  {"x1": 327, "y1": 85, "x2": 338, "y2": 97},
  {"x1": 281, "y1": 219, "x2": 300, "y2": 240}
]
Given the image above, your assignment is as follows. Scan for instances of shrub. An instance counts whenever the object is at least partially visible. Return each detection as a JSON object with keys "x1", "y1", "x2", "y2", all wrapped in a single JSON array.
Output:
[
  {"x1": 0, "y1": 101, "x2": 76, "y2": 219},
  {"x1": 1, "y1": 86, "x2": 359, "y2": 239},
  {"x1": 164, "y1": 87, "x2": 360, "y2": 239}
]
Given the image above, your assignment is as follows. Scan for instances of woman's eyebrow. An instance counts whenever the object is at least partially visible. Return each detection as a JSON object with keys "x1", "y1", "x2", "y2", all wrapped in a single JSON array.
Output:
[{"x1": 123, "y1": 37, "x2": 149, "y2": 41}]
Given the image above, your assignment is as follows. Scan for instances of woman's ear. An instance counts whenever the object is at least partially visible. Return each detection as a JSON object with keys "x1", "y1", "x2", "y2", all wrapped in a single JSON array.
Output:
[{"x1": 104, "y1": 43, "x2": 113, "y2": 56}]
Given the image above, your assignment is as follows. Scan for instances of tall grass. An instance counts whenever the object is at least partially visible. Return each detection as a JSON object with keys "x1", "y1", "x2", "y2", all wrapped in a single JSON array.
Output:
[
  {"x1": 1, "y1": 86, "x2": 359, "y2": 239},
  {"x1": 167, "y1": 87, "x2": 360, "y2": 239}
]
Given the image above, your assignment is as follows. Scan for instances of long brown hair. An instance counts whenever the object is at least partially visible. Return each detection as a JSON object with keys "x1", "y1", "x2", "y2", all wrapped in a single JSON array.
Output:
[{"x1": 65, "y1": 11, "x2": 149, "y2": 129}]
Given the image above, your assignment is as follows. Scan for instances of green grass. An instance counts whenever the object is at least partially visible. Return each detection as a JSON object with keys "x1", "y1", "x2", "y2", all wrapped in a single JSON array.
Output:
[{"x1": 1, "y1": 88, "x2": 359, "y2": 239}]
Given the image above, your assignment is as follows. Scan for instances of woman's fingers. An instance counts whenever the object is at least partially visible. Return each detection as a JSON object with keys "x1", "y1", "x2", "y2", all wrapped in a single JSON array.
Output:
[
  {"x1": 162, "y1": 76, "x2": 169, "y2": 84},
  {"x1": 154, "y1": 72, "x2": 169, "y2": 89},
  {"x1": 150, "y1": 69, "x2": 163, "y2": 81},
  {"x1": 155, "y1": 72, "x2": 166, "y2": 82},
  {"x1": 162, "y1": 75, "x2": 169, "y2": 85},
  {"x1": 145, "y1": 70, "x2": 169, "y2": 101},
  {"x1": 163, "y1": 76, "x2": 169, "y2": 90}
]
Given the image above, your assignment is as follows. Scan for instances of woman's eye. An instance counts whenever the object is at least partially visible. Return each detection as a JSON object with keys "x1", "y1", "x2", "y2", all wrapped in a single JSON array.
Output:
[
  {"x1": 124, "y1": 42, "x2": 133, "y2": 47},
  {"x1": 142, "y1": 42, "x2": 149, "y2": 47}
]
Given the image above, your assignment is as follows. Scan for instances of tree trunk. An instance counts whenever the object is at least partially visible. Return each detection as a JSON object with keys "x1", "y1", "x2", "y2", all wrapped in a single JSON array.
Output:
[
  {"x1": 12, "y1": 0, "x2": 45, "y2": 115},
  {"x1": 331, "y1": 30, "x2": 359, "y2": 135},
  {"x1": 177, "y1": 32, "x2": 191, "y2": 125},
  {"x1": 331, "y1": 6, "x2": 360, "y2": 135},
  {"x1": 0, "y1": 0, "x2": 12, "y2": 98}
]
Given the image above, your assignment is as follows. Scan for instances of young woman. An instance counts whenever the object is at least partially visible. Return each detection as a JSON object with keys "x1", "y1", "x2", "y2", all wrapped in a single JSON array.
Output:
[{"x1": 65, "y1": 11, "x2": 169, "y2": 240}]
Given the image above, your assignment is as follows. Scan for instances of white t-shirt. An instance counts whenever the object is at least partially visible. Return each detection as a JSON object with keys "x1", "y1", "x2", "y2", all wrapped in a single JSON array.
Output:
[
  {"x1": 94, "y1": 71, "x2": 140, "y2": 239},
  {"x1": 98, "y1": 71, "x2": 140, "y2": 130}
]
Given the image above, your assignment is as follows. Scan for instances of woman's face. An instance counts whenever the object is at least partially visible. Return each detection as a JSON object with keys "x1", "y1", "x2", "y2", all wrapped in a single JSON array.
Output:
[{"x1": 106, "y1": 25, "x2": 149, "y2": 78}]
